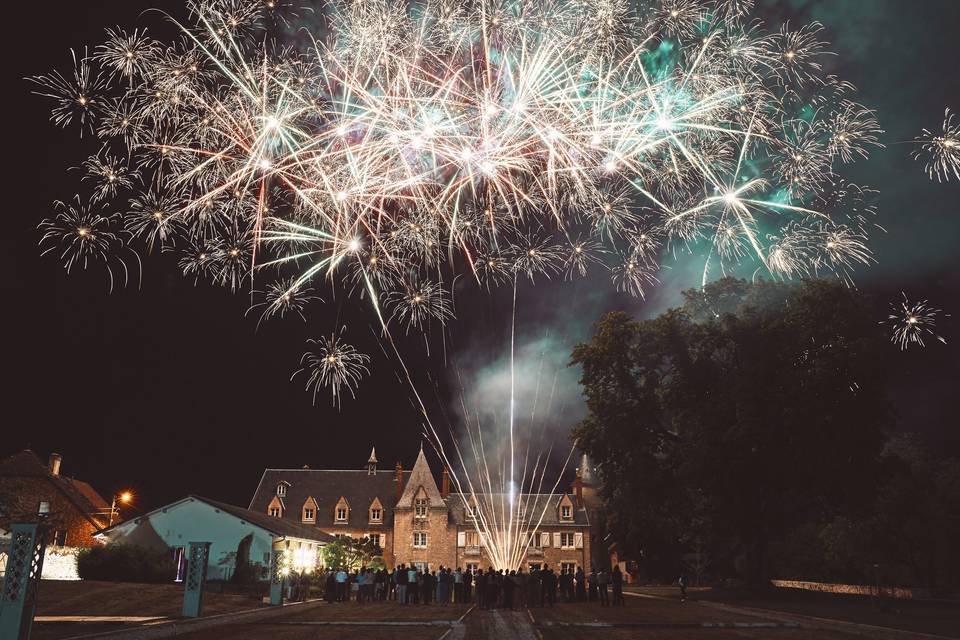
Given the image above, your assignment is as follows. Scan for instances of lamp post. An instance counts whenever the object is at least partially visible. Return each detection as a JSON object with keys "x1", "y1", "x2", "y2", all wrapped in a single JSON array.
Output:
[{"x1": 108, "y1": 491, "x2": 132, "y2": 527}]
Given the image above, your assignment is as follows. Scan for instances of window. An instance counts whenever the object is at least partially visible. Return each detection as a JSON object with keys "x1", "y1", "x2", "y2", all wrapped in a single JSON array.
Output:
[
  {"x1": 38, "y1": 501, "x2": 50, "y2": 515},
  {"x1": 529, "y1": 563, "x2": 542, "y2": 571},
  {"x1": 52, "y1": 530, "x2": 67, "y2": 546},
  {"x1": 368, "y1": 533, "x2": 381, "y2": 548},
  {"x1": 276, "y1": 484, "x2": 286, "y2": 497},
  {"x1": 465, "y1": 531, "x2": 480, "y2": 546},
  {"x1": 466, "y1": 562, "x2": 479, "y2": 572},
  {"x1": 414, "y1": 498, "x2": 428, "y2": 519},
  {"x1": 336, "y1": 506, "x2": 348, "y2": 521},
  {"x1": 529, "y1": 533, "x2": 542, "y2": 548},
  {"x1": 302, "y1": 508, "x2": 315, "y2": 522},
  {"x1": 561, "y1": 505, "x2": 572, "y2": 520},
  {"x1": 560, "y1": 532, "x2": 575, "y2": 549},
  {"x1": 561, "y1": 562, "x2": 576, "y2": 574},
  {"x1": 413, "y1": 561, "x2": 429, "y2": 572},
  {"x1": 370, "y1": 507, "x2": 382, "y2": 522},
  {"x1": 269, "y1": 507, "x2": 281, "y2": 518},
  {"x1": 413, "y1": 532, "x2": 428, "y2": 548}
]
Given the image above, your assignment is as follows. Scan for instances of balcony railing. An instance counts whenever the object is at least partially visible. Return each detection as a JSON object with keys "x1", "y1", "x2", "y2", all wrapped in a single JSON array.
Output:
[
  {"x1": 464, "y1": 545, "x2": 481, "y2": 556},
  {"x1": 526, "y1": 547, "x2": 544, "y2": 556}
]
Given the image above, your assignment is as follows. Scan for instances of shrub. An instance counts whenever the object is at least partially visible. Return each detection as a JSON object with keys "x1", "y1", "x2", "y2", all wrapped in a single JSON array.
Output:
[{"x1": 77, "y1": 544, "x2": 177, "y2": 583}]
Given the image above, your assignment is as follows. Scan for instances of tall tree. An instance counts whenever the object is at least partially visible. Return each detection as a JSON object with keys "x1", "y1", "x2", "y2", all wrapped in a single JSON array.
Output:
[{"x1": 572, "y1": 278, "x2": 892, "y2": 586}]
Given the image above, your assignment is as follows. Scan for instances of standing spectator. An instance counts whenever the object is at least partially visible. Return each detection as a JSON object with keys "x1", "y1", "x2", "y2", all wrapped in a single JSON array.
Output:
[
  {"x1": 588, "y1": 567, "x2": 598, "y2": 602},
  {"x1": 541, "y1": 565, "x2": 556, "y2": 607},
  {"x1": 516, "y1": 569, "x2": 528, "y2": 609},
  {"x1": 407, "y1": 565, "x2": 419, "y2": 604},
  {"x1": 436, "y1": 567, "x2": 449, "y2": 605},
  {"x1": 476, "y1": 568, "x2": 487, "y2": 609},
  {"x1": 598, "y1": 568, "x2": 610, "y2": 606},
  {"x1": 454, "y1": 567, "x2": 464, "y2": 603},
  {"x1": 678, "y1": 573, "x2": 688, "y2": 602},
  {"x1": 335, "y1": 567, "x2": 349, "y2": 602},
  {"x1": 612, "y1": 565, "x2": 625, "y2": 606},
  {"x1": 325, "y1": 569, "x2": 337, "y2": 603},
  {"x1": 396, "y1": 563, "x2": 408, "y2": 605},
  {"x1": 503, "y1": 570, "x2": 516, "y2": 609},
  {"x1": 528, "y1": 566, "x2": 542, "y2": 607},
  {"x1": 464, "y1": 567, "x2": 473, "y2": 602},
  {"x1": 575, "y1": 566, "x2": 587, "y2": 601},
  {"x1": 486, "y1": 568, "x2": 499, "y2": 610}
]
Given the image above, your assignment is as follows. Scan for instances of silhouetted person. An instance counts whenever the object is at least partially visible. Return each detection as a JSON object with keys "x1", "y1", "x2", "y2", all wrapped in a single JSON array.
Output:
[
  {"x1": 598, "y1": 568, "x2": 610, "y2": 606},
  {"x1": 575, "y1": 566, "x2": 586, "y2": 601},
  {"x1": 612, "y1": 565, "x2": 625, "y2": 606}
]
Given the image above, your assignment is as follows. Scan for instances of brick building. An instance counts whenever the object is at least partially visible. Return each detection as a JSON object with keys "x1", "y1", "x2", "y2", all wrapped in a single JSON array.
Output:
[
  {"x1": 0, "y1": 449, "x2": 111, "y2": 548},
  {"x1": 249, "y1": 447, "x2": 603, "y2": 572}
]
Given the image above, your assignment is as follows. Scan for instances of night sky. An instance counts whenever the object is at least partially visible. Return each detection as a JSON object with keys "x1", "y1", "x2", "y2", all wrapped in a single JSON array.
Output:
[{"x1": 2, "y1": 1, "x2": 958, "y2": 515}]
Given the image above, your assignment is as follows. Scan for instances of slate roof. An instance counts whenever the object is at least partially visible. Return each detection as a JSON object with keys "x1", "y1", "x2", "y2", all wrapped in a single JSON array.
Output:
[
  {"x1": 249, "y1": 467, "x2": 410, "y2": 528},
  {"x1": 0, "y1": 450, "x2": 110, "y2": 527},
  {"x1": 446, "y1": 493, "x2": 590, "y2": 527},
  {"x1": 97, "y1": 495, "x2": 335, "y2": 543},
  {"x1": 396, "y1": 448, "x2": 443, "y2": 508}
]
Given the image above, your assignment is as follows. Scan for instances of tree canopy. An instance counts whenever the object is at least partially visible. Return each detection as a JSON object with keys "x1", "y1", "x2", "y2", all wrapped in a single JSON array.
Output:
[{"x1": 572, "y1": 278, "x2": 894, "y2": 586}]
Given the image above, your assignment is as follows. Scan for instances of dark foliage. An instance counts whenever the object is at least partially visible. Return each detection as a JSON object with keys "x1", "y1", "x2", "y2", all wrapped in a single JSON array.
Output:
[
  {"x1": 76, "y1": 544, "x2": 178, "y2": 583},
  {"x1": 573, "y1": 278, "x2": 900, "y2": 587}
]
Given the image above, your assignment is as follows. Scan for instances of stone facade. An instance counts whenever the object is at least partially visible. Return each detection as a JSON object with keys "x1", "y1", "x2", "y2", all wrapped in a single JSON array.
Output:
[{"x1": 249, "y1": 448, "x2": 602, "y2": 572}]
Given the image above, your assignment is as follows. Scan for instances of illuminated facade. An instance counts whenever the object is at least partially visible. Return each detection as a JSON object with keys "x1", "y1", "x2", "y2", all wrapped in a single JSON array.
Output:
[{"x1": 249, "y1": 448, "x2": 602, "y2": 571}]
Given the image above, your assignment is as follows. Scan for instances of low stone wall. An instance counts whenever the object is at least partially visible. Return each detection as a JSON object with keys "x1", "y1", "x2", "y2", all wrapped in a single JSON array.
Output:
[{"x1": 771, "y1": 579, "x2": 931, "y2": 600}]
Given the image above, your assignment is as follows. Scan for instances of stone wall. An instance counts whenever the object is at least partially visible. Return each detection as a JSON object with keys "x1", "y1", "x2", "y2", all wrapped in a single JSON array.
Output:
[{"x1": 392, "y1": 507, "x2": 457, "y2": 570}]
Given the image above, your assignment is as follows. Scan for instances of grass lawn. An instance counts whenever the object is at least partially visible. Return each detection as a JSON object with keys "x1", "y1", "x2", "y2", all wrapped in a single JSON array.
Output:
[
  {"x1": 32, "y1": 580, "x2": 264, "y2": 640},
  {"x1": 35, "y1": 580, "x2": 261, "y2": 617},
  {"x1": 626, "y1": 585, "x2": 960, "y2": 639}
]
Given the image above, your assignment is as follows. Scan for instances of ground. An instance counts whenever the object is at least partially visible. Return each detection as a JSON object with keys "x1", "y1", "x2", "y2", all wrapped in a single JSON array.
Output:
[{"x1": 27, "y1": 581, "x2": 960, "y2": 640}]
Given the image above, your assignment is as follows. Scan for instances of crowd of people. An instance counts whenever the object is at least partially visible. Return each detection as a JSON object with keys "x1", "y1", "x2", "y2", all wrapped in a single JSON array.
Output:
[{"x1": 313, "y1": 564, "x2": 627, "y2": 607}]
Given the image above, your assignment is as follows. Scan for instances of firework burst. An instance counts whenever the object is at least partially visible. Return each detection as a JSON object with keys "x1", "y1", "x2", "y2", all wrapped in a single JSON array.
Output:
[
  {"x1": 293, "y1": 330, "x2": 371, "y2": 406},
  {"x1": 912, "y1": 108, "x2": 960, "y2": 182},
  {"x1": 885, "y1": 293, "x2": 949, "y2": 351}
]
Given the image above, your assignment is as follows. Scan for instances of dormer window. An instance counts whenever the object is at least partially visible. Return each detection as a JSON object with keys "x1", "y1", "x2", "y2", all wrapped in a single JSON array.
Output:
[
  {"x1": 267, "y1": 495, "x2": 283, "y2": 519},
  {"x1": 561, "y1": 505, "x2": 572, "y2": 520},
  {"x1": 302, "y1": 497, "x2": 318, "y2": 523},
  {"x1": 269, "y1": 507, "x2": 281, "y2": 518},
  {"x1": 370, "y1": 508, "x2": 382, "y2": 522},
  {"x1": 414, "y1": 498, "x2": 428, "y2": 519},
  {"x1": 335, "y1": 496, "x2": 350, "y2": 523},
  {"x1": 276, "y1": 483, "x2": 287, "y2": 497}
]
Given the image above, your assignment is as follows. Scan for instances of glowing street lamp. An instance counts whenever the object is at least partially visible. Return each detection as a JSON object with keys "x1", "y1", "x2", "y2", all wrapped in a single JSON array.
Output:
[{"x1": 109, "y1": 491, "x2": 133, "y2": 527}]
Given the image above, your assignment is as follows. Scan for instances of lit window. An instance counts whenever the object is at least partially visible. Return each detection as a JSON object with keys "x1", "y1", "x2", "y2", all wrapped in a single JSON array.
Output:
[
  {"x1": 561, "y1": 562, "x2": 576, "y2": 574},
  {"x1": 336, "y1": 507, "x2": 348, "y2": 521},
  {"x1": 370, "y1": 507, "x2": 382, "y2": 522},
  {"x1": 277, "y1": 484, "x2": 286, "y2": 497},
  {"x1": 413, "y1": 532, "x2": 428, "y2": 548},
  {"x1": 560, "y1": 532, "x2": 575, "y2": 549},
  {"x1": 414, "y1": 498, "x2": 428, "y2": 519},
  {"x1": 561, "y1": 505, "x2": 572, "y2": 519},
  {"x1": 38, "y1": 501, "x2": 50, "y2": 515},
  {"x1": 269, "y1": 507, "x2": 281, "y2": 518}
]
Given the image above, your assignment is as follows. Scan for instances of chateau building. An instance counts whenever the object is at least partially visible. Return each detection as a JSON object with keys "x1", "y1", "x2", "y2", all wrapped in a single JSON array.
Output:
[{"x1": 248, "y1": 447, "x2": 603, "y2": 572}]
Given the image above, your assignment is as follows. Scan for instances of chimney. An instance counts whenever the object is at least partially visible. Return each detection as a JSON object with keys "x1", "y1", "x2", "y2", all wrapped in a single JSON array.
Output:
[
  {"x1": 49, "y1": 453, "x2": 62, "y2": 476},
  {"x1": 441, "y1": 467, "x2": 450, "y2": 498},
  {"x1": 572, "y1": 468, "x2": 583, "y2": 507},
  {"x1": 395, "y1": 461, "x2": 404, "y2": 501}
]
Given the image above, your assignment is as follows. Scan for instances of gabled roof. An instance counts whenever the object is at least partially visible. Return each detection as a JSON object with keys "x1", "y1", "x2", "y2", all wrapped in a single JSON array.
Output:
[
  {"x1": 0, "y1": 450, "x2": 109, "y2": 528},
  {"x1": 249, "y1": 467, "x2": 409, "y2": 528},
  {"x1": 97, "y1": 495, "x2": 334, "y2": 543},
  {"x1": 396, "y1": 448, "x2": 443, "y2": 508}
]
